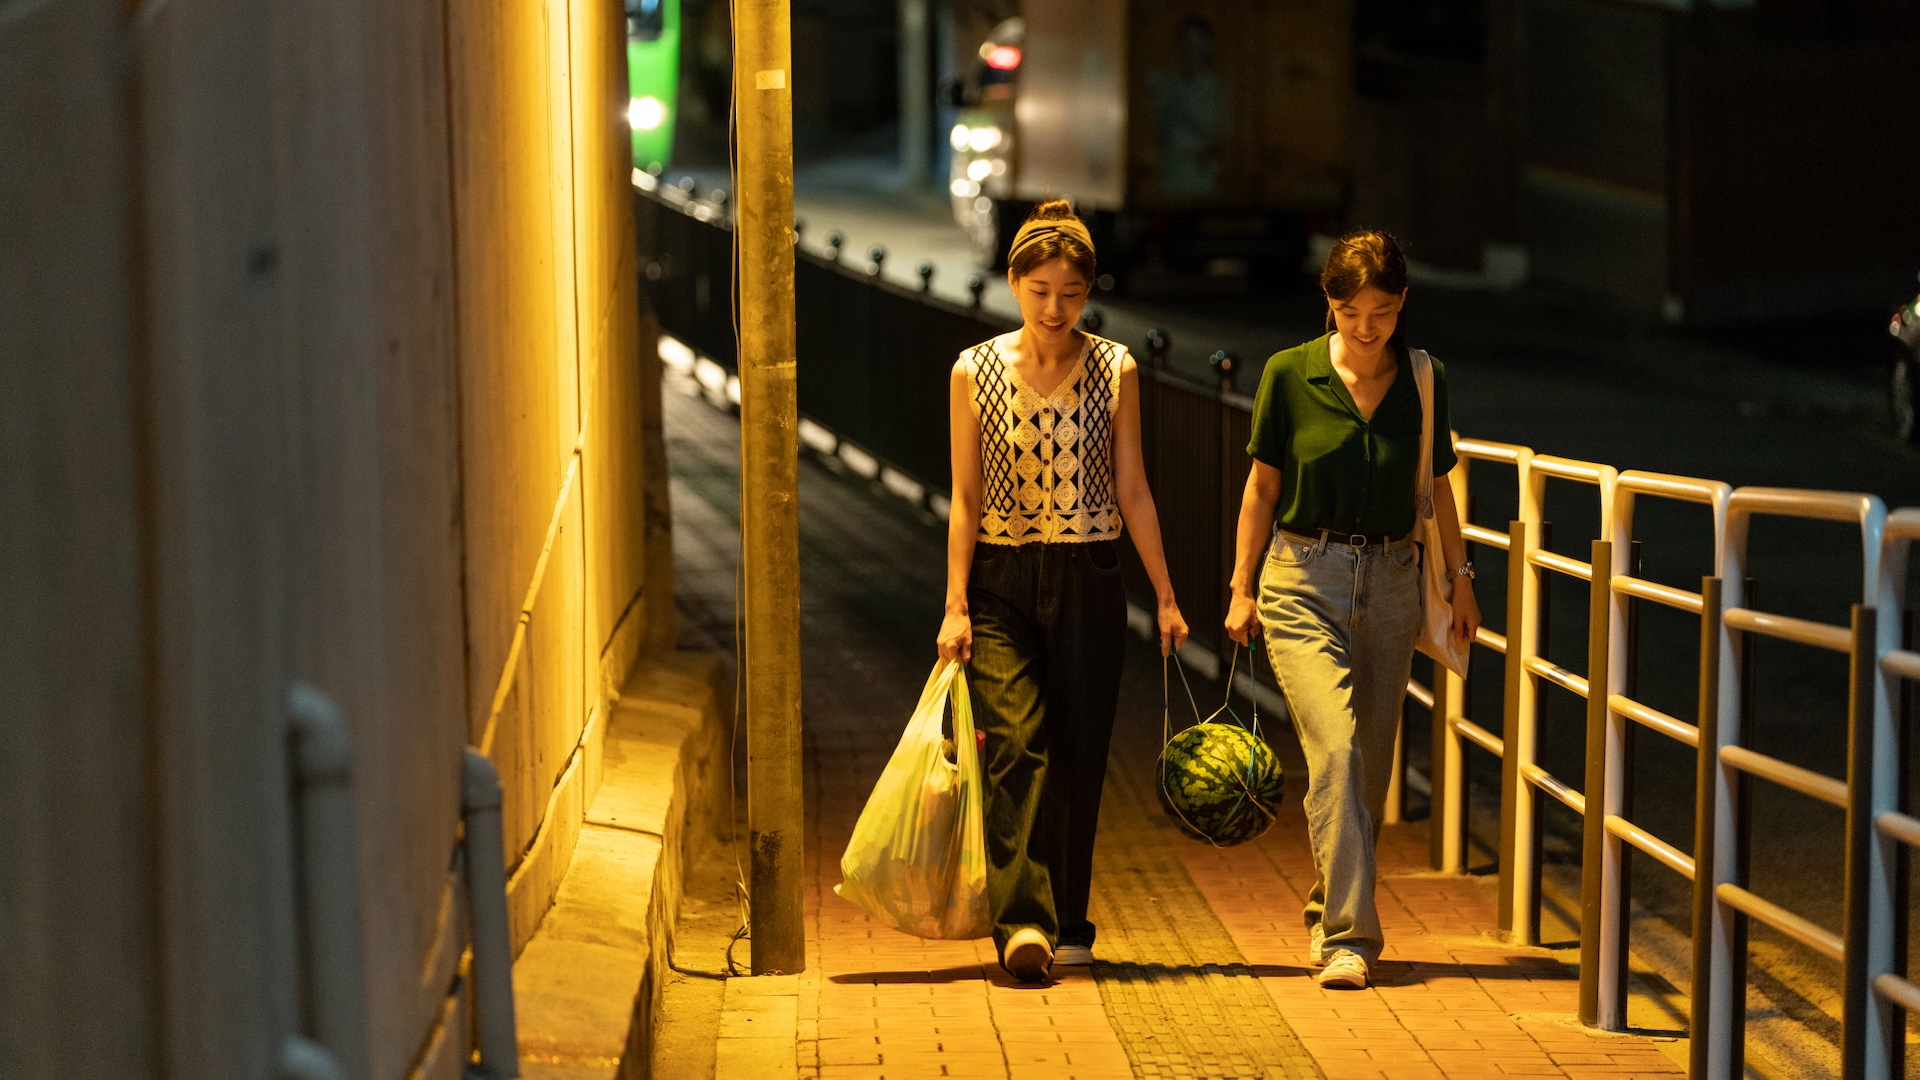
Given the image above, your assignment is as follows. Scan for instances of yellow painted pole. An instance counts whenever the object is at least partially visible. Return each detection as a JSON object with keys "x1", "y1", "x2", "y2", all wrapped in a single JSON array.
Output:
[{"x1": 733, "y1": 0, "x2": 805, "y2": 974}]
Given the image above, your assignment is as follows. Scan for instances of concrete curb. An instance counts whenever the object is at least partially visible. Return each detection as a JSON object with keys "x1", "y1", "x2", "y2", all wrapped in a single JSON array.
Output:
[{"x1": 508, "y1": 649, "x2": 731, "y2": 1079}]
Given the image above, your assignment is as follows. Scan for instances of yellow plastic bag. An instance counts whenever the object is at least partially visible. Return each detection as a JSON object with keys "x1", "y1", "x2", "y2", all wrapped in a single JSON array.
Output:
[{"x1": 834, "y1": 659, "x2": 989, "y2": 939}]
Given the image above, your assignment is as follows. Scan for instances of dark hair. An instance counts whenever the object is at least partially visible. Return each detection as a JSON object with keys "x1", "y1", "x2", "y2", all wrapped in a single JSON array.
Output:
[
  {"x1": 1320, "y1": 230, "x2": 1408, "y2": 333},
  {"x1": 1008, "y1": 199, "x2": 1096, "y2": 282}
]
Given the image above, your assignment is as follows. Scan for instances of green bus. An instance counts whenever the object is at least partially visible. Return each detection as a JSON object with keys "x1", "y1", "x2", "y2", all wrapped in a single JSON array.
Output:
[{"x1": 626, "y1": 0, "x2": 679, "y2": 173}]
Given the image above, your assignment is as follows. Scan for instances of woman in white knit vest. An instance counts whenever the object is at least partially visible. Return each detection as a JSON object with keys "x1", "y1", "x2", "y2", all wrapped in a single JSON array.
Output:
[{"x1": 937, "y1": 199, "x2": 1188, "y2": 982}]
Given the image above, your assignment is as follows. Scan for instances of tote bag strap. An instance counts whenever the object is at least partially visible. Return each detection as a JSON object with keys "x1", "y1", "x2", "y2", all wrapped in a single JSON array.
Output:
[{"x1": 1410, "y1": 348, "x2": 1436, "y2": 522}]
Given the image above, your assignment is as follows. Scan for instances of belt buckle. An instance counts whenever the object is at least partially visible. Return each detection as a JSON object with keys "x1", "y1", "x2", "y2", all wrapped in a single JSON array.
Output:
[{"x1": 1347, "y1": 532, "x2": 1369, "y2": 549}]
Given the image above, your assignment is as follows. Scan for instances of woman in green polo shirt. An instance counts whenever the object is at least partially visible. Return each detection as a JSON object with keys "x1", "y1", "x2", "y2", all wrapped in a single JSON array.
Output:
[{"x1": 1224, "y1": 230, "x2": 1480, "y2": 990}]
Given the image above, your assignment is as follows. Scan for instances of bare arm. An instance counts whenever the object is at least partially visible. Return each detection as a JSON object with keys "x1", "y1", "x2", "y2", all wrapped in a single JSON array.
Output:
[
  {"x1": 1225, "y1": 460, "x2": 1282, "y2": 644},
  {"x1": 1430, "y1": 471, "x2": 1481, "y2": 642},
  {"x1": 1113, "y1": 359, "x2": 1188, "y2": 655},
  {"x1": 938, "y1": 365, "x2": 983, "y2": 662}
]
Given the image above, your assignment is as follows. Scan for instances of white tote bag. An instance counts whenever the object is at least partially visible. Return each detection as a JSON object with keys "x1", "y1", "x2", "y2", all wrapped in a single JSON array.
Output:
[
  {"x1": 1410, "y1": 349, "x2": 1471, "y2": 678},
  {"x1": 835, "y1": 659, "x2": 990, "y2": 939}
]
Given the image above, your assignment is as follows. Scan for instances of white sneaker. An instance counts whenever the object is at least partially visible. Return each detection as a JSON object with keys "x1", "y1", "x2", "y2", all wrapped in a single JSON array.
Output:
[
  {"x1": 1308, "y1": 922, "x2": 1325, "y2": 967},
  {"x1": 1002, "y1": 928, "x2": 1053, "y2": 982},
  {"x1": 1053, "y1": 944, "x2": 1094, "y2": 966},
  {"x1": 1317, "y1": 949, "x2": 1368, "y2": 990}
]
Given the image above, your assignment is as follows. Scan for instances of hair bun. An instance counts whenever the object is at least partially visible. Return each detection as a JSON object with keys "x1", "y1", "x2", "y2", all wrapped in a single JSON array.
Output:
[{"x1": 1028, "y1": 198, "x2": 1079, "y2": 223}]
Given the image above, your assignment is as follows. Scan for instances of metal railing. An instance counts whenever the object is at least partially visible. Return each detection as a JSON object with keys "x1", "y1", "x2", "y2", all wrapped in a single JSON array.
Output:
[
  {"x1": 1705, "y1": 490, "x2": 1885, "y2": 1080},
  {"x1": 1504, "y1": 457, "x2": 1618, "y2": 953},
  {"x1": 634, "y1": 175, "x2": 1920, "y2": 1078},
  {"x1": 1866, "y1": 508, "x2": 1920, "y2": 1080},
  {"x1": 1597, "y1": 472, "x2": 1730, "y2": 1051},
  {"x1": 1431, "y1": 440, "x2": 1531, "y2": 873}
]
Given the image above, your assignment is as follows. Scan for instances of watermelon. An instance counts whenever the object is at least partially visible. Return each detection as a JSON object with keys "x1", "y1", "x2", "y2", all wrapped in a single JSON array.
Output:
[{"x1": 1155, "y1": 722, "x2": 1284, "y2": 846}]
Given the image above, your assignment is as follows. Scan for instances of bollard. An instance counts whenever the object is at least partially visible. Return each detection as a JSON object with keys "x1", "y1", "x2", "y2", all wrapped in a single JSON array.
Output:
[
  {"x1": 825, "y1": 231, "x2": 844, "y2": 263},
  {"x1": 967, "y1": 273, "x2": 985, "y2": 308},
  {"x1": 793, "y1": 218, "x2": 806, "y2": 246},
  {"x1": 868, "y1": 245, "x2": 886, "y2": 276},
  {"x1": 916, "y1": 260, "x2": 934, "y2": 291}
]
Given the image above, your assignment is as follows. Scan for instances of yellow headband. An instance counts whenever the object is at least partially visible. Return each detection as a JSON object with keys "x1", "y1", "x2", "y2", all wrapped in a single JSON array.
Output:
[{"x1": 1008, "y1": 217, "x2": 1095, "y2": 265}]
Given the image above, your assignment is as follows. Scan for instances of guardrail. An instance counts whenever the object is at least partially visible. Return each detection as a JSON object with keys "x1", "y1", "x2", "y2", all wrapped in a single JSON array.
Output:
[
  {"x1": 1429, "y1": 440, "x2": 1531, "y2": 874},
  {"x1": 1705, "y1": 490, "x2": 1885, "y2": 1080},
  {"x1": 1598, "y1": 472, "x2": 1730, "y2": 1056},
  {"x1": 634, "y1": 175, "x2": 1919, "y2": 1079},
  {"x1": 1867, "y1": 508, "x2": 1920, "y2": 1080}
]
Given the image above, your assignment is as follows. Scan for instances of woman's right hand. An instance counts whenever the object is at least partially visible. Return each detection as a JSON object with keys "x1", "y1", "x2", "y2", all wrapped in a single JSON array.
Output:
[
  {"x1": 937, "y1": 607, "x2": 973, "y2": 663},
  {"x1": 1224, "y1": 592, "x2": 1260, "y2": 645}
]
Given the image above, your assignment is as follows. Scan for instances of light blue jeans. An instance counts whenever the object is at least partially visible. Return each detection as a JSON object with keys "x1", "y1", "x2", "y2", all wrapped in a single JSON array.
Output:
[{"x1": 1258, "y1": 529, "x2": 1422, "y2": 965}]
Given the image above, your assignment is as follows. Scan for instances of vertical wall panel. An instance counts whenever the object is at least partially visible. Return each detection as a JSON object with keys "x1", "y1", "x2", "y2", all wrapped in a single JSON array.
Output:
[
  {"x1": 0, "y1": 2, "x2": 153, "y2": 1076},
  {"x1": 271, "y1": 0, "x2": 473, "y2": 1068},
  {"x1": 132, "y1": 0, "x2": 302, "y2": 1073}
]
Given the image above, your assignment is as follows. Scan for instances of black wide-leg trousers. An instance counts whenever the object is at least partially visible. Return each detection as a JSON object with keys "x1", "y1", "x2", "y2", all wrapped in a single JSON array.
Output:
[{"x1": 964, "y1": 539, "x2": 1128, "y2": 955}]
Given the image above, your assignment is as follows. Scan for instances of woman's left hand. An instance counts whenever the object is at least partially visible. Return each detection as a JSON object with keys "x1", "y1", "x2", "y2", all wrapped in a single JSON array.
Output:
[
  {"x1": 1451, "y1": 578, "x2": 1481, "y2": 644},
  {"x1": 1158, "y1": 597, "x2": 1190, "y2": 658}
]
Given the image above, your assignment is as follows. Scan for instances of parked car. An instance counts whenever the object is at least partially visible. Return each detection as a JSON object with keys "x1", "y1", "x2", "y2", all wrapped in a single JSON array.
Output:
[{"x1": 1890, "y1": 275, "x2": 1920, "y2": 443}]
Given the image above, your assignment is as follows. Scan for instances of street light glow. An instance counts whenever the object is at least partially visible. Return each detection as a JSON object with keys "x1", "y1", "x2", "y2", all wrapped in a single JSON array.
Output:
[
  {"x1": 628, "y1": 96, "x2": 666, "y2": 130},
  {"x1": 968, "y1": 125, "x2": 1001, "y2": 153},
  {"x1": 950, "y1": 124, "x2": 971, "y2": 151}
]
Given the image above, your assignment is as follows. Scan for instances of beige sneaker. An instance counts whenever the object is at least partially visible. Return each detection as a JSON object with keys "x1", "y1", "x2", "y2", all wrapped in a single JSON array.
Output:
[
  {"x1": 1317, "y1": 949, "x2": 1368, "y2": 990},
  {"x1": 1307, "y1": 922, "x2": 1325, "y2": 967},
  {"x1": 1053, "y1": 944, "x2": 1093, "y2": 966},
  {"x1": 1002, "y1": 928, "x2": 1053, "y2": 982}
]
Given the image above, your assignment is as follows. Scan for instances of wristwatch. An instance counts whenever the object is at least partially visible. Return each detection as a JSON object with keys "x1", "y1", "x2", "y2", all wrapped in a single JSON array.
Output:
[{"x1": 1449, "y1": 561, "x2": 1476, "y2": 581}]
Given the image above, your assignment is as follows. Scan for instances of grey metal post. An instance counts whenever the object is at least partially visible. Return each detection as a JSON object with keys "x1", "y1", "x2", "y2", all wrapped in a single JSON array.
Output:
[
  {"x1": 1844, "y1": 605, "x2": 1877, "y2": 1079},
  {"x1": 1579, "y1": 541, "x2": 1612, "y2": 1027},
  {"x1": 463, "y1": 750, "x2": 521, "y2": 1078},
  {"x1": 287, "y1": 685, "x2": 371, "y2": 1080},
  {"x1": 1498, "y1": 519, "x2": 1527, "y2": 935},
  {"x1": 1690, "y1": 576, "x2": 1723, "y2": 1080}
]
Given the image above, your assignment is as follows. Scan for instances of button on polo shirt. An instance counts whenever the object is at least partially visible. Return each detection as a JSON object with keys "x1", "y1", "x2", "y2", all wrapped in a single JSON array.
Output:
[{"x1": 1246, "y1": 332, "x2": 1455, "y2": 538}]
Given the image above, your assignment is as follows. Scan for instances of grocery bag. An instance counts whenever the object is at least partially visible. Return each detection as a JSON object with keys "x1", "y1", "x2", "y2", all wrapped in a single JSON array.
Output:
[{"x1": 834, "y1": 659, "x2": 989, "y2": 939}]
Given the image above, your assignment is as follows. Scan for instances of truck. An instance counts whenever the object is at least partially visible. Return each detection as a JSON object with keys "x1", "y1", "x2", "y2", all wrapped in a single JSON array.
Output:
[{"x1": 945, "y1": 0, "x2": 1353, "y2": 287}]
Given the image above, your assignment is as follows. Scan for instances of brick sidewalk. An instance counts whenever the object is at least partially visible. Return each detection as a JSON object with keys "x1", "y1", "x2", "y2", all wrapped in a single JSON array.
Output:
[
  {"x1": 779, "y1": 693, "x2": 1690, "y2": 1080},
  {"x1": 666, "y1": 384, "x2": 1690, "y2": 1079}
]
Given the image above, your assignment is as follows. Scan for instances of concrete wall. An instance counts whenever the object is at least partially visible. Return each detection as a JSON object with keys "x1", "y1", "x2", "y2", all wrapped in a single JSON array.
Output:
[{"x1": 0, "y1": 0, "x2": 667, "y2": 1074}]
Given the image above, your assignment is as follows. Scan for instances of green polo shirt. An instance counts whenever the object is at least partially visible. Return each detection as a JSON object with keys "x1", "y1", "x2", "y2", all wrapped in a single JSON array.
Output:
[{"x1": 1246, "y1": 333, "x2": 1455, "y2": 538}]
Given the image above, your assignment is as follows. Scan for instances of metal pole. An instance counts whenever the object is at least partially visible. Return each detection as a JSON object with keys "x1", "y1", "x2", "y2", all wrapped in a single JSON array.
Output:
[
  {"x1": 463, "y1": 750, "x2": 522, "y2": 1078},
  {"x1": 735, "y1": 0, "x2": 806, "y2": 976},
  {"x1": 1579, "y1": 540, "x2": 1613, "y2": 1028},
  {"x1": 286, "y1": 685, "x2": 372, "y2": 1080},
  {"x1": 1690, "y1": 575, "x2": 1723, "y2": 1080},
  {"x1": 1843, "y1": 604, "x2": 1877, "y2": 1079},
  {"x1": 1499, "y1": 519, "x2": 1527, "y2": 936}
]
